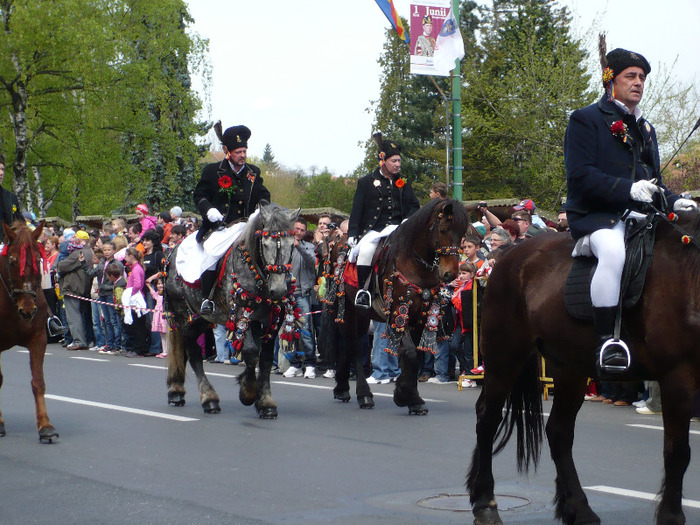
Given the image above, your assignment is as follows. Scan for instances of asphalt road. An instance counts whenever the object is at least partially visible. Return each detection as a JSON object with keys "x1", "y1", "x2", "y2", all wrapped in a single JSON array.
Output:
[{"x1": 1, "y1": 343, "x2": 699, "y2": 525}]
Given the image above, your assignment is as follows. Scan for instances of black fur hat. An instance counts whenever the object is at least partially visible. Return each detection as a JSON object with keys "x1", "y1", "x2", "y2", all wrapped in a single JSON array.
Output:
[
  {"x1": 599, "y1": 35, "x2": 650, "y2": 87},
  {"x1": 213, "y1": 121, "x2": 251, "y2": 150},
  {"x1": 372, "y1": 132, "x2": 402, "y2": 161}
]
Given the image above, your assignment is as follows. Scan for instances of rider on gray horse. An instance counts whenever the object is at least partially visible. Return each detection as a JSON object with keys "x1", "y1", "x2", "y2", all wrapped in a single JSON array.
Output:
[{"x1": 193, "y1": 123, "x2": 271, "y2": 315}]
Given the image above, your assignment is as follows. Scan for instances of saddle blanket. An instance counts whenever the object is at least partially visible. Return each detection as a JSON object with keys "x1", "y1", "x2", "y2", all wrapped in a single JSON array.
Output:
[{"x1": 175, "y1": 220, "x2": 249, "y2": 284}]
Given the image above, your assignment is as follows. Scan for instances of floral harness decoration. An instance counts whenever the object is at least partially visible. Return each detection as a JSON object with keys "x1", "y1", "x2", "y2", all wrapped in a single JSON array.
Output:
[{"x1": 226, "y1": 228, "x2": 300, "y2": 352}]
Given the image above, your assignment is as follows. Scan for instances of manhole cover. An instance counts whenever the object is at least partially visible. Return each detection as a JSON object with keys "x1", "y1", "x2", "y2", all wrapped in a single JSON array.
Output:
[{"x1": 417, "y1": 493, "x2": 530, "y2": 512}]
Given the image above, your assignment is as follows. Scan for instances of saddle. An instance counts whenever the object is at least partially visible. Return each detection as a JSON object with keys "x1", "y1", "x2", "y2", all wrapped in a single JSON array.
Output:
[{"x1": 564, "y1": 214, "x2": 660, "y2": 321}]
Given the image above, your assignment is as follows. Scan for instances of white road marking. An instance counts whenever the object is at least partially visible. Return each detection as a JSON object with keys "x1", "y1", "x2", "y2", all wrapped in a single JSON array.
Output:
[
  {"x1": 584, "y1": 485, "x2": 700, "y2": 509},
  {"x1": 628, "y1": 423, "x2": 700, "y2": 436},
  {"x1": 16, "y1": 350, "x2": 53, "y2": 355},
  {"x1": 69, "y1": 356, "x2": 108, "y2": 362},
  {"x1": 128, "y1": 363, "x2": 167, "y2": 370},
  {"x1": 45, "y1": 394, "x2": 198, "y2": 422},
  {"x1": 273, "y1": 380, "x2": 446, "y2": 402}
]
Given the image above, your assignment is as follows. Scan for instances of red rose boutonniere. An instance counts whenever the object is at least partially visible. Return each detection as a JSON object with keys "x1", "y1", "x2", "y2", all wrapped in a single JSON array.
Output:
[
  {"x1": 218, "y1": 174, "x2": 234, "y2": 197},
  {"x1": 610, "y1": 120, "x2": 628, "y2": 143},
  {"x1": 395, "y1": 178, "x2": 406, "y2": 188}
]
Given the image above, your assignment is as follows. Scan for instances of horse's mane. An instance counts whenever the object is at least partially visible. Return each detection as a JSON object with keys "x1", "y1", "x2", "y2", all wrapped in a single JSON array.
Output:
[
  {"x1": 7, "y1": 220, "x2": 36, "y2": 249},
  {"x1": 668, "y1": 210, "x2": 700, "y2": 271},
  {"x1": 384, "y1": 198, "x2": 472, "y2": 263}
]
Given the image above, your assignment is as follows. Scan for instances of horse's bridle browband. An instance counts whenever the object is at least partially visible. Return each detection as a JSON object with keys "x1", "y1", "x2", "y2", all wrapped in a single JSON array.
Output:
[{"x1": 237, "y1": 227, "x2": 295, "y2": 292}]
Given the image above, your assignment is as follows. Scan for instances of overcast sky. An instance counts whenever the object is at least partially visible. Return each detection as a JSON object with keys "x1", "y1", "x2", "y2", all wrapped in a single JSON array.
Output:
[{"x1": 184, "y1": 0, "x2": 699, "y2": 176}]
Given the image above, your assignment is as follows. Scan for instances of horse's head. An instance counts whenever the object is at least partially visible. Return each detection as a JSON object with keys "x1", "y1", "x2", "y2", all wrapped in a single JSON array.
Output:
[
  {"x1": 1, "y1": 220, "x2": 45, "y2": 320},
  {"x1": 432, "y1": 200, "x2": 472, "y2": 282},
  {"x1": 254, "y1": 201, "x2": 300, "y2": 301}
]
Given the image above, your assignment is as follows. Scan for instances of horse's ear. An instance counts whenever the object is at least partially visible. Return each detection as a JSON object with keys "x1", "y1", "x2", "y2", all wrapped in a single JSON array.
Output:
[
  {"x1": 258, "y1": 200, "x2": 271, "y2": 221},
  {"x1": 3, "y1": 221, "x2": 16, "y2": 243},
  {"x1": 442, "y1": 202, "x2": 454, "y2": 216},
  {"x1": 287, "y1": 207, "x2": 301, "y2": 224},
  {"x1": 32, "y1": 220, "x2": 45, "y2": 241}
]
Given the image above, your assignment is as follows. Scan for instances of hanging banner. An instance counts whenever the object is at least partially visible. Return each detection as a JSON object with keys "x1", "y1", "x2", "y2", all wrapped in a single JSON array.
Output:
[{"x1": 409, "y1": 0, "x2": 451, "y2": 76}]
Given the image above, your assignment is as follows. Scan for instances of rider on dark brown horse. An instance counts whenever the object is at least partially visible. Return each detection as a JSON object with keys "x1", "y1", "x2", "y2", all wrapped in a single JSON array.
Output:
[
  {"x1": 347, "y1": 133, "x2": 420, "y2": 309},
  {"x1": 193, "y1": 123, "x2": 271, "y2": 315},
  {"x1": 564, "y1": 46, "x2": 697, "y2": 373}
]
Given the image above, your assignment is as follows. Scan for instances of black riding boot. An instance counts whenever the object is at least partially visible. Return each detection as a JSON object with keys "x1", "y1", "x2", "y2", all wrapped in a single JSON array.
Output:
[
  {"x1": 355, "y1": 264, "x2": 372, "y2": 309},
  {"x1": 200, "y1": 269, "x2": 217, "y2": 315},
  {"x1": 593, "y1": 306, "x2": 630, "y2": 373}
]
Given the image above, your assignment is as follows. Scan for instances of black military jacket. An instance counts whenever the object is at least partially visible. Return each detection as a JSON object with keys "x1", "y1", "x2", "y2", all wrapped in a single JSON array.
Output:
[
  {"x1": 193, "y1": 159, "x2": 270, "y2": 242},
  {"x1": 348, "y1": 168, "x2": 420, "y2": 239}
]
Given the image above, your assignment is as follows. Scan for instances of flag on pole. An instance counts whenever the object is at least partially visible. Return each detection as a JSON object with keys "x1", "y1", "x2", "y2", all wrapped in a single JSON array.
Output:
[
  {"x1": 374, "y1": 0, "x2": 410, "y2": 45},
  {"x1": 432, "y1": 6, "x2": 465, "y2": 76}
]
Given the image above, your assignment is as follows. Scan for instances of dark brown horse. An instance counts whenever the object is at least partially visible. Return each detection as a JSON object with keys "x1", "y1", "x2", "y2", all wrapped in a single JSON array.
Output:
[
  {"x1": 327, "y1": 199, "x2": 472, "y2": 414},
  {"x1": 0, "y1": 220, "x2": 58, "y2": 442},
  {"x1": 467, "y1": 209, "x2": 700, "y2": 525}
]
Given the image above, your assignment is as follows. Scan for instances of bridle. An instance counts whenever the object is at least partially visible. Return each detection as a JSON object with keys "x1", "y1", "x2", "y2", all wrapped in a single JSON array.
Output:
[
  {"x1": 0, "y1": 240, "x2": 42, "y2": 303},
  {"x1": 413, "y1": 211, "x2": 462, "y2": 271},
  {"x1": 237, "y1": 227, "x2": 295, "y2": 292}
]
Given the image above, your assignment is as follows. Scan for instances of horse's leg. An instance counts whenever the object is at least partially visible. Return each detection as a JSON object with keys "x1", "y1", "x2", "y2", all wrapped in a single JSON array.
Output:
[
  {"x1": 238, "y1": 330, "x2": 258, "y2": 408},
  {"x1": 656, "y1": 368, "x2": 693, "y2": 525},
  {"x1": 184, "y1": 322, "x2": 220, "y2": 414},
  {"x1": 333, "y1": 311, "x2": 352, "y2": 403},
  {"x1": 0, "y1": 354, "x2": 4, "y2": 437},
  {"x1": 393, "y1": 332, "x2": 427, "y2": 415},
  {"x1": 468, "y1": 346, "x2": 534, "y2": 525},
  {"x1": 255, "y1": 337, "x2": 278, "y2": 419},
  {"x1": 27, "y1": 335, "x2": 58, "y2": 443},
  {"x1": 166, "y1": 328, "x2": 188, "y2": 406},
  {"x1": 546, "y1": 369, "x2": 601, "y2": 525},
  {"x1": 353, "y1": 317, "x2": 373, "y2": 409}
]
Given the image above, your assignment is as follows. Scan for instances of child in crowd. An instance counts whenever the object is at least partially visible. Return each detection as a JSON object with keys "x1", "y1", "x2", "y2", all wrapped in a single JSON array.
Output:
[
  {"x1": 105, "y1": 262, "x2": 127, "y2": 354},
  {"x1": 87, "y1": 249, "x2": 106, "y2": 351},
  {"x1": 450, "y1": 261, "x2": 479, "y2": 388},
  {"x1": 150, "y1": 277, "x2": 168, "y2": 358}
]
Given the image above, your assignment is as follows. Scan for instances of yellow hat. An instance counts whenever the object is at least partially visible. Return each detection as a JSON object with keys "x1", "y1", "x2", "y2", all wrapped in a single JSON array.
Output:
[{"x1": 75, "y1": 230, "x2": 90, "y2": 241}]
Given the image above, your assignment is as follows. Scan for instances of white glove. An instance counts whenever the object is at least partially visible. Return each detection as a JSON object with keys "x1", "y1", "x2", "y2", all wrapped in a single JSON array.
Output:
[
  {"x1": 206, "y1": 208, "x2": 224, "y2": 223},
  {"x1": 629, "y1": 180, "x2": 659, "y2": 203},
  {"x1": 673, "y1": 198, "x2": 698, "y2": 211},
  {"x1": 347, "y1": 236, "x2": 357, "y2": 248}
]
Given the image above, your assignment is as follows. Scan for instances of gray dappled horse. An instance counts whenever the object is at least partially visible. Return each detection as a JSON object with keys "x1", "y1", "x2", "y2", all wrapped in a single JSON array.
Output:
[{"x1": 165, "y1": 201, "x2": 299, "y2": 418}]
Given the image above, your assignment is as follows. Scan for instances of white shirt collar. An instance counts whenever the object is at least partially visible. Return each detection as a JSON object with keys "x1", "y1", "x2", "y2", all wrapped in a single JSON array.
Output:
[{"x1": 613, "y1": 98, "x2": 643, "y2": 121}]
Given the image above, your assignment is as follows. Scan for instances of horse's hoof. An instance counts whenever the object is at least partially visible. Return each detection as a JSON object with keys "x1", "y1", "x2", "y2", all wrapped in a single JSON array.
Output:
[
  {"x1": 334, "y1": 391, "x2": 351, "y2": 403},
  {"x1": 473, "y1": 505, "x2": 503, "y2": 525},
  {"x1": 239, "y1": 392, "x2": 256, "y2": 406},
  {"x1": 168, "y1": 392, "x2": 186, "y2": 407},
  {"x1": 0, "y1": 423, "x2": 5, "y2": 437},
  {"x1": 257, "y1": 406, "x2": 278, "y2": 419},
  {"x1": 202, "y1": 400, "x2": 221, "y2": 414},
  {"x1": 358, "y1": 395, "x2": 375, "y2": 409},
  {"x1": 39, "y1": 426, "x2": 59, "y2": 444},
  {"x1": 408, "y1": 404, "x2": 429, "y2": 415}
]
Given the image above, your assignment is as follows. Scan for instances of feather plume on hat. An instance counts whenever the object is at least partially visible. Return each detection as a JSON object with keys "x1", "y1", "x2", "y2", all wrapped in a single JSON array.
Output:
[
  {"x1": 598, "y1": 33, "x2": 608, "y2": 72},
  {"x1": 213, "y1": 120, "x2": 224, "y2": 144},
  {"x1": 372, "y1": 131, "x2": 383, "y2": 149}
]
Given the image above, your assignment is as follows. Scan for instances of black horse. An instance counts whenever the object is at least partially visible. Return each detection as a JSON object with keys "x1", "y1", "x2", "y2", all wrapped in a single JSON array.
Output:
[
  {"x1": 165, "y1": 201, "x2": 299, "y2": 419},
  {"x1": 327, "y1": 199, "x2": 472, "y2": 414},
  {"x1": 468, "y1": 209, "x2": 700, "y2": 525}
]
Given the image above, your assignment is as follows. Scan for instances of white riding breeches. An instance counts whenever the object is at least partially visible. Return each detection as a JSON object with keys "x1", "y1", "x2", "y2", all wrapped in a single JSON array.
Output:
[
  {"x1": 588, "y1": 222, "x2": 626, "y2": 307},
  {"x1": 349, "y1": 224, "x2": 398, "y2": 266}
]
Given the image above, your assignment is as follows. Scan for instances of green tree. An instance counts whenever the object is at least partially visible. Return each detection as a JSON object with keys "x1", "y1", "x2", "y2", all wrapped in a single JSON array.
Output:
[
  {"x1": 297, "y1": 172, "x2": 356, "y2": 213},
  {"x1": 460, "y1": 0, "x2": 594, "y2": 207},
  {"x1": 0, "y1": 0, "x2": 208, "y2": 219}
]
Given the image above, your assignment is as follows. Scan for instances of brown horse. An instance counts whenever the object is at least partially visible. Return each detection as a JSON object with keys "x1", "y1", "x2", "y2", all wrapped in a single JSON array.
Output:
[
  {"x1": 327, "y1": 198, "x2": 473, "y2": 414},
  {"x1": 0, "y1": 220, "x2": 58, "y2": 442},
  {"x1": 467, "y1": 209, "x2": 700, "y2": 525}
]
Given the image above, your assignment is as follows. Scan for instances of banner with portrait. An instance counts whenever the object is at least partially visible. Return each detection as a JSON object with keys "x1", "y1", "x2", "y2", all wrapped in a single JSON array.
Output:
[{"x1": 409, "y1": 0, "x2": 451, "y2": 76}]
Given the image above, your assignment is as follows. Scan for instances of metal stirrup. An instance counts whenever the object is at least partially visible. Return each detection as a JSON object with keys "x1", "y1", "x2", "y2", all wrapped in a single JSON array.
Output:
[{"x1": 599, "y1": 338, "x2": 631, "y2": 372}]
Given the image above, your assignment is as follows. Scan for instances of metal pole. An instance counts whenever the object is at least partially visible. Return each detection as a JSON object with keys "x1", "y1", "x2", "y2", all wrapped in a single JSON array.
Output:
[{"x1": 451, "y1": 0, "x2": 463, "y2": 201}]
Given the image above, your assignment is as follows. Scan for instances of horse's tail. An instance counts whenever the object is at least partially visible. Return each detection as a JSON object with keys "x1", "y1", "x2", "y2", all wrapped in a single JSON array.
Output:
[{"x1": 493, "y1": 350, "x2": 544, "y2": 473}]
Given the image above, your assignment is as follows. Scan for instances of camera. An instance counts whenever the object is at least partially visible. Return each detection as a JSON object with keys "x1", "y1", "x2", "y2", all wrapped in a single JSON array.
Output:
[
  {"x1": 478, "y1": 201, "x2": 487, "y2": 208},
  {"x1": 328, "y1": 222, "x2": 337, "y2": 231}
]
